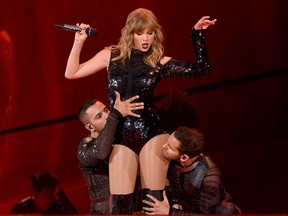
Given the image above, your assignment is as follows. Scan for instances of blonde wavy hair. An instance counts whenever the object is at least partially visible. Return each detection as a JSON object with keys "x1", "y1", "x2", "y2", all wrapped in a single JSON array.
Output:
[{"x1": 111, "y1": 8, "x2": 164, "y2": 68}]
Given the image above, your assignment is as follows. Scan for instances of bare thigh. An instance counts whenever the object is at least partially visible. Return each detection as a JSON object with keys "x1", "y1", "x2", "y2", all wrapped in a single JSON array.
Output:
[
  {"x1": 109, "y1": 144, "x2": 139, "y2": 194},
  {"x1": 139, "y1": 133, "x2": 170, "y2": 190}
]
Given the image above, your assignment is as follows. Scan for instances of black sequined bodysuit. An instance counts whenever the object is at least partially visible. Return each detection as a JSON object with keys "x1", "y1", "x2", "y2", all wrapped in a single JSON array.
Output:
[{"x1": 107, "y1": 29, "x2": 210, "y2": 154}]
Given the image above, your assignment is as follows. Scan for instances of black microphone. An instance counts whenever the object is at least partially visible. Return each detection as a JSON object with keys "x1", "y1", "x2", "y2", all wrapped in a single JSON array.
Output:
[{"x1": 54, "y1": 23, "x2": 97, "y2": 36}]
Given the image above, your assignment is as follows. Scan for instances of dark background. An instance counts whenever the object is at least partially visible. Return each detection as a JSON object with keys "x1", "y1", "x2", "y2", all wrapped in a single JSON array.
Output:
[{"x1": 0, "y1": 0, "x2": 287, "y2": 214}]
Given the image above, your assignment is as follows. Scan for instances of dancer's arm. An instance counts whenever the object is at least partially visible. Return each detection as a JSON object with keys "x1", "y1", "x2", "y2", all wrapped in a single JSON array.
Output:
[{"x1": 78, "y1": 92, "x2": 144, "y2": 166}]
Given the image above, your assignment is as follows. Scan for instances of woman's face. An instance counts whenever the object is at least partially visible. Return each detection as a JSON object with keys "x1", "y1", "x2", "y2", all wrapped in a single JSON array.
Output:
[{"x1": 133, "y1": 27, "x2": 155, "y2": 52}]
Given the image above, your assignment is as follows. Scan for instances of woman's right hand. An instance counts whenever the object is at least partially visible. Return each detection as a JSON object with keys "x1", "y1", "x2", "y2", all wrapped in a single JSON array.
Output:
[{"x1": 74, "y1": 23, "x2": 90, "y2": 42}]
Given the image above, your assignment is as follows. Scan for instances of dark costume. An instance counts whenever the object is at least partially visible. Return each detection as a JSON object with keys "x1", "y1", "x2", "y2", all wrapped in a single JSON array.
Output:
[
  {"x1": 10, "y1": 191, "x2": 78, "y2": 215},
  {"x1": 167, "y1": 154, "x2": 241, "y2": 214},
  {"x1": 77, "y1": 109, "x2": 122, "y2": 214},
  {"x1": 107, "y1": 29, "x2": 210, "y2": 155},
  {"x1": 107, "y1": 29, "x2": 211, "y2": 214}
]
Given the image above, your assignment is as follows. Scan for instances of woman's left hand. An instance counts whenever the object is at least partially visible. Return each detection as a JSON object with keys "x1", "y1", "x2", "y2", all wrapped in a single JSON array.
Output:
[{"x1": 194, "y1": 16, "x2": 217, "y2": 30}]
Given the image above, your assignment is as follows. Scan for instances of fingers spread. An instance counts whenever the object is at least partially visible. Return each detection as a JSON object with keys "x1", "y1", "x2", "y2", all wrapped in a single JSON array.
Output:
[
  {"x1": 146, "y1": 194, "x2": 158, "y2": 203},
  {"x1": 127, "y1": 95, "x2": 139, "y2": 102},
  {"x1": 114, "y1": 91, "x2": 120, "y2": 101},
  {"x1": 130, "y1": 113, "x2": 141, "y2": 118}
]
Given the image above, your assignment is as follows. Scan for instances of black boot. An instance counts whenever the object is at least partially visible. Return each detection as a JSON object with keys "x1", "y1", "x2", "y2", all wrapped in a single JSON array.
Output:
[
  {"x1": 142, "y1": 188, "x2": 164, "y2": 213},
  {"x1": 132, "y1": 188, "x2": 143, "y2": 213},
  {"x1": 111, "y1": 193, "x2": 133, "y2": 215}
]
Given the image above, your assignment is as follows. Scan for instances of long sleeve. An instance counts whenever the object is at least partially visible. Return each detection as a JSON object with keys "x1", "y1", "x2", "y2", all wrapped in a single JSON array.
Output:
[
  {"x1": 169, "y1": 166, "x2": 223, "y2": 214},
  {"x1": 162, "y1": 29, "x2": 210, "y2": 78},
  {"x1": 77, "y1": 108, "x2": 122, "y2": 167},
  {"x1": 169, "y1": 180, "x2": 222, "y2": 214},
  {"x1": 168, "y1": 155, "x2": 225, "y2": 215}
]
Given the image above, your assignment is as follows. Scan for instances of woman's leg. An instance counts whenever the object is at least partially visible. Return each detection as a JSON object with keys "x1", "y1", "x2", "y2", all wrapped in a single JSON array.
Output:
[
  {"x1": 109, "y1": 144, "x2": 138, "y2": 193},
  {"x1": 139, "y1": 133, "x2": 170, "y2": 212},
  {"x1": 109, "y1": 144, "x2": 138, "y2": 214},
  {"x1": 139, "y1": 133, "x2": 170, "y2": 190}
]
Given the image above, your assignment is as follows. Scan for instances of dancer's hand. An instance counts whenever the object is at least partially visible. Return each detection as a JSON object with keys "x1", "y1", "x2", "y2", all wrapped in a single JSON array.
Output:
[
  {"x1": 194, "y1": 16, "x2": 217, "y2": 30},
  {"x1": 142, "y1": 191, "x2": 170, "y2": 215},
  {"x1": 113, "y1": 91, "x2": 144, "y2": 118}
]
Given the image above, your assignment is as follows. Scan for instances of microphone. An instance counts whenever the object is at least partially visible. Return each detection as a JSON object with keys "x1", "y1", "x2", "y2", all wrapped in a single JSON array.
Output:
[{"x1": 54, "y1": 23, "x2": 97, "y2": 36}]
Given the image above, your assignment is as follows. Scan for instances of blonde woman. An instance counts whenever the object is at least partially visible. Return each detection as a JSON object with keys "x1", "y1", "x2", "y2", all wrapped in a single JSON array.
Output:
[{"x1": 65, "y1": 8, "x2": 216, "y2": 214}]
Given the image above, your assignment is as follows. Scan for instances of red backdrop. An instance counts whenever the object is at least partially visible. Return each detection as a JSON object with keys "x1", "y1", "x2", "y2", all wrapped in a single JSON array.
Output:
[{"x1": 0, "y1": 0, "x2": 287, "y2": 214}]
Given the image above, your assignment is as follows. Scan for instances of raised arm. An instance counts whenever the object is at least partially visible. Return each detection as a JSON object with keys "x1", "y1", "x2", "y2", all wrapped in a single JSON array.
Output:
[
  {"x1": 161, "y1": 16, "x2": 216, "y2": 78},
  {"x1": 64, "y1": 23, "x2": 110, "y2": 79}
]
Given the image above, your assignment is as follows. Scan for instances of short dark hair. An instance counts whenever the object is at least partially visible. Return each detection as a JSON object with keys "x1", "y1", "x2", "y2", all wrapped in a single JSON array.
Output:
[
  {"x1": 30, "y1": 172, "x2": 58, "y2": 193},
  {"x1": 77, "y1": 99, "x2": 98, "y2": 124},
  {"x1": 174, "y1": 127, "x2": 204, "y2": 158}
]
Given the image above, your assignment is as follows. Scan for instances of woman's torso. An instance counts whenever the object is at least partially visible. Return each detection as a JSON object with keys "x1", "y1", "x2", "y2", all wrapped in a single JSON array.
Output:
[{"x1": 107, "y1": 49, "x2": 165, "y2": 154}]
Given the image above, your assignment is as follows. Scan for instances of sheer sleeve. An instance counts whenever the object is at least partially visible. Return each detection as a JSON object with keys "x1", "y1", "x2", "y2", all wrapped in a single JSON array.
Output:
[
  {"x1": 77, "y1": 108, "x2": 122, "y2": 167},
  {"x1": 169, "y1": 166, "x2": 222, "y2": 214},
  {"x1": 162, "y1": 29, "x2": 210, "y2": 78},
  {"x1": 198, "y1": 169, "x2": 222, "y2": 213}
]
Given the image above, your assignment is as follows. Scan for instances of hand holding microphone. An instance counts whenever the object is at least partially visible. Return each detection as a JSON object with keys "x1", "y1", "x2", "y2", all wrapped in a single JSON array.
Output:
[{"x1": 54, "y1": 23, "x2": 97, "y2": 36}]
